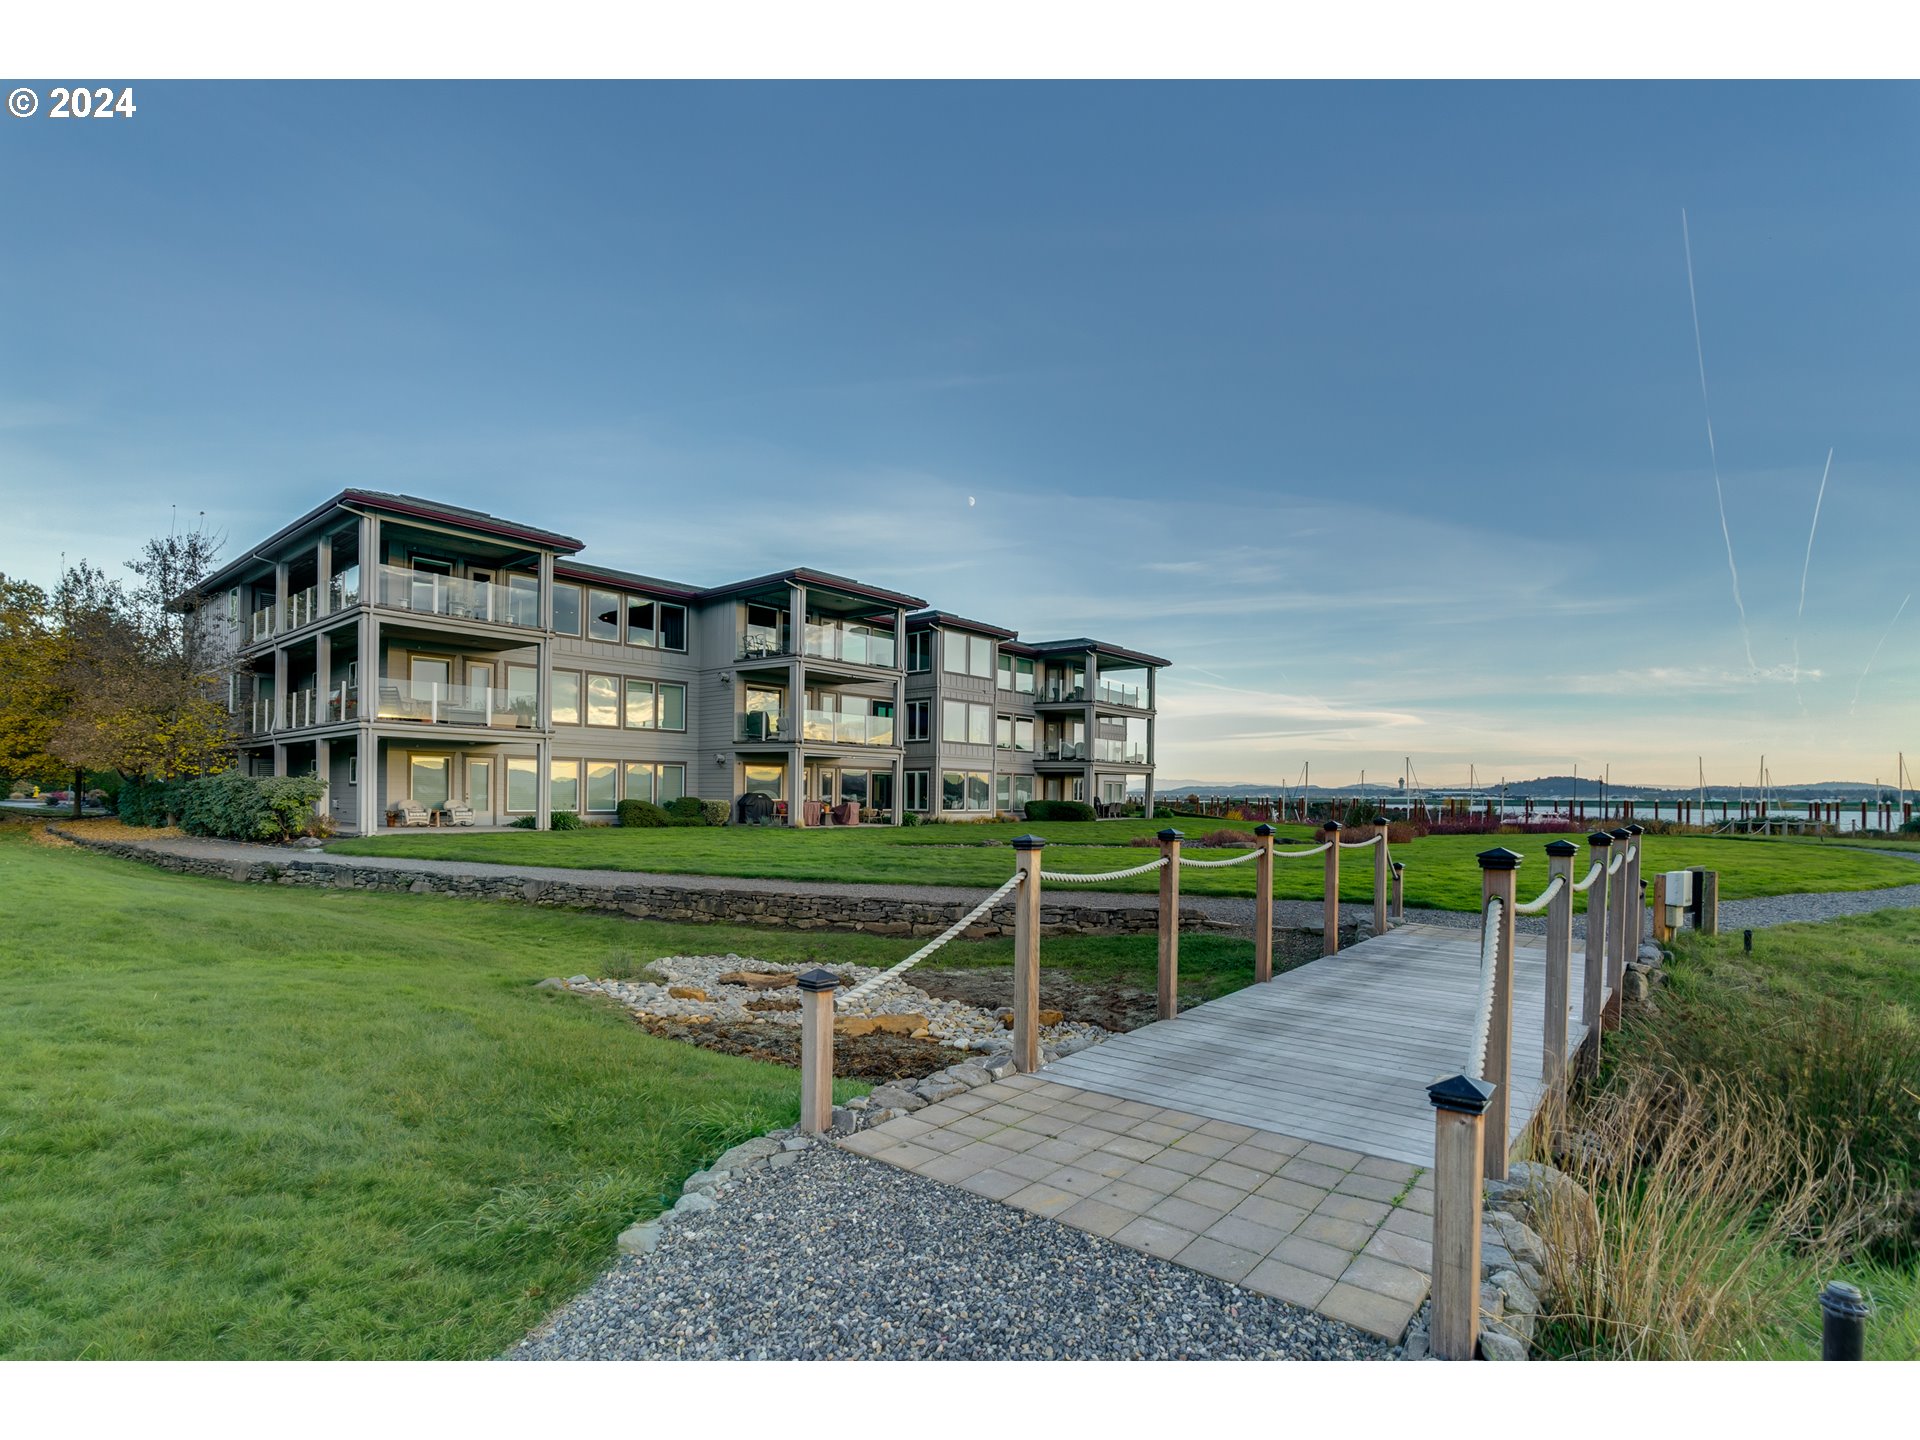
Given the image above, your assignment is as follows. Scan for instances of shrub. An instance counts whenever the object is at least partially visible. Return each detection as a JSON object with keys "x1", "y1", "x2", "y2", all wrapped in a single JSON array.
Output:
[
  {"x1": 617, "y1": 799, "x2": 670, "y2": 828},
  {"x1": 1024, "y1": 799, "x2": 1095, "y2": 823},
  {"x1": 508, "y1": 815, "x2": 538, "y2": 829},
  {"x1": 664, "y1": 796, "x2": 725, "y2": 826},
  {"x1": 698, "y1": 798, "x2": 728, "y2": 826},
  {"x1": 900, "y1": 811, "x2": 921, "y2": 827},
  {"x1": 175, "y1": 772, "x2": 328, "y2": 843},
  {"x1": 548, "y1": 810, "x2": 584, "y2": 831}
]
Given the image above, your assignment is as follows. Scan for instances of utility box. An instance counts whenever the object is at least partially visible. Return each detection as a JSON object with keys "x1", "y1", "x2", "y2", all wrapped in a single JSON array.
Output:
[{"x1": 1661, "y1": 870, "x2": 1694, "y2": 934}]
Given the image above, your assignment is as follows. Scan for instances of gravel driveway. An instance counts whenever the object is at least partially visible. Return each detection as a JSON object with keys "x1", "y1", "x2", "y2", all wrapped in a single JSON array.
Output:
[{"x1": 509, "y1": 1145, "x2": 1385, "y2": 1361}]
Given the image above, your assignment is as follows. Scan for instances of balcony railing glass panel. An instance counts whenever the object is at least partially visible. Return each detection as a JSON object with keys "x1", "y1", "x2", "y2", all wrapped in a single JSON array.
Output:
[
  {"x1": 374, "y1": 678, "x2": 539, "y2": 728},
  {"x1": 735, "y1": 712, "x2": 793, "y2": 742},
  {"x1": 374, "y1": 565, "x2": 540, "y2": 628},
  {"x1": 802, "y1": 620, "x2": 896, "y2": 668}
]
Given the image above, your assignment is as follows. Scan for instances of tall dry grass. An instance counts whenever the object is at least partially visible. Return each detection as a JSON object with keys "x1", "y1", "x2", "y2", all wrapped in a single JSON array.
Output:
[{"x1": 1530, "y1": 1070, "x2": 1872, "y2": 1359}]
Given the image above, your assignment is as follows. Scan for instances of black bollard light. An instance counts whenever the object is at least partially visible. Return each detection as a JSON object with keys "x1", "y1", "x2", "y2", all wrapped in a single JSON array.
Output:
[
  {"x1": 1743, "y1": 928, "x2": 1753, "y2": 954},
  {"x1": 1819, "y1": 1280, "x2": 1869, "y2": 1360}
]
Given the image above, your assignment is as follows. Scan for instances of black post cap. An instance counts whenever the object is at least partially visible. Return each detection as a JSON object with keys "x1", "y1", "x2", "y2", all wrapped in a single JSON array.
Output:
[
  {"x1": 1392, "y1": 861, "x2": 1405, "y2": 873},
  {"x1": 1322, "y1": 819, "x2": 1342, "y2": 832},
  {"x1": 1427, "y1": 1072, "x2": 1496, "y2": 1115},
  {"x1": 1544, "y1": 839, "x2": 1580, "y2": 857},
  {"x1": 1254, "y1": 823, "x2": 1275, "y2": 836},
  {"x1": 1011, "y1": 833, "x2": 1047, "y2": 851},
  {"x1": 1476, "y1": 846, "x2": 1524, "y2": 871},
  {"x1": 1588, "y1": 831, "x2": 1614, "y2": 847},
  {"x1": 1157, "y1": 828, "x2": 1183, "y2": 843},
  {"x1": 796, "y1": 968, "x2": 841, "y2": 993},
  {"x1": 1609, "y1": 826, "x2": 1633, "y2": 840},
  {"x1": 1626, "y1": 822, "x2": 1644, "y2": 835}
]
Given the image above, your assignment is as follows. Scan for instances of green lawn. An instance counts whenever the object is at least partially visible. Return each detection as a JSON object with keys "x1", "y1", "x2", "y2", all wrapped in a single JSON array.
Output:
[
  {"x1": 329, "y1": 823, "x2": 1920, "y2": 913},
  {"x1": 0, "y1": 824, "x2": 897, "y2": 1360}
]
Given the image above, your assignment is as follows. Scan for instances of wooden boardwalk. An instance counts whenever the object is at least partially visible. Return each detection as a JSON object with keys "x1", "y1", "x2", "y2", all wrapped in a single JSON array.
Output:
[{"x1": 1044, "y1": 923, "x2": 1600, "y2": 1167}]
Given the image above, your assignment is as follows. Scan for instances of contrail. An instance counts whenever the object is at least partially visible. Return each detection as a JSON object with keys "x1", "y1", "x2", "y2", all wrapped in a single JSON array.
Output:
[
  {"x1": 1851, "y1": 592, "x2": 1911, "y2": 716},
  {"x1": 1682, "y1": 208, "x2": 1758, "y2": 675},
  {"x1": 1790, "y1": 447, "x2": 1834, "y2": 713}
]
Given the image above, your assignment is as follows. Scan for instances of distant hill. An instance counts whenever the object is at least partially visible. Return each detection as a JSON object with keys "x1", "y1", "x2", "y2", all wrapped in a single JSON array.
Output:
[{"x1": 1152, "y1": 775, "x2": 1908, "y2": 801}]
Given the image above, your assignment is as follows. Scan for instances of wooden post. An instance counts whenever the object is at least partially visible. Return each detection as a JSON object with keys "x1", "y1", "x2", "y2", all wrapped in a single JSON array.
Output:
[
  {"x1": 1157, "y1": 829, "x2": 1182, "y2": 1020},
  {"x1": 1477, "y1": 847, "x2": 1522, "y2": 1181},
  {"x1": 1543, "y1": 840, "x2": 1576, "y2": 1094},
  {"x1": 1390, "y1": 861, "x2": 1405, "y2": 921},
  {"x1": 1373, "y1": 819, "x2": 1390, "y2": 933},
  {"x1": 1321, "y1": 819, "x2": 1342, "y2": 956},
  {"x1": 1428, "y1": 1073, "x2": 1493, "y2": 1361},
  {"x1": 1604, "y1": 827, "x2": 1632, "y2": 1024},
  {"x1": 1581, "y1": 831, "x2": 1611, "y2": 1072},
  {"x1": 1649, "y1": 872, "x2": 1673, "y2": 944},
  {"x1": 1253, "y1": 823, "x2": 1276, "y2": 983},
  {"x1": 796, "y1": 968, "x2": 840, "y2": 1135},
  {"x1": 1698, "y1": 869, "x2": 1719, "y2": 936},
  {"x1": 1012, "y1": 835, "x2": 1044, "y2": 1072}
]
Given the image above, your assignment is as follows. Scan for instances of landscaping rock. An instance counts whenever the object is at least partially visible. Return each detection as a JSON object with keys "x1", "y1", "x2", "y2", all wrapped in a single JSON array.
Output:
[
  {"x1": 864, "y1": 1084, "x2": 927, "y2": 1112},
  {"x1": 567, "y1": 974, "x2": 591, "y2": 986},
  {"x1": 672, "y1": 1191, "x2": 718, "y2": 1217},
  {"x1": 712, "y1": 1136, "x2": 783, "y2": 1172},
  {"x1": 915, "y1": 1077, "x2": 970, "y2": 1103},
  {"x1": 667, "y1": 986, "x2": 710, "y2": 1001},
  {"x1": 780, "y1": 1135, "x2": 812, "y2": 1152},
  {"x1": 535, "y1": 977, "x2": 566, "y2": 990},
  {"x1": 719, "y1": 971, "x2": 797, "y2": 990},
  {"x1": 948, "y1": 1064, "x2": 992, "y2": 1089},
  {"x1": 1478, "y1": 1330, "x2": 1528, "y2": 1362},
  {"x1": 616, "y1": 1221, "x2": 662, "y2": 1255}
]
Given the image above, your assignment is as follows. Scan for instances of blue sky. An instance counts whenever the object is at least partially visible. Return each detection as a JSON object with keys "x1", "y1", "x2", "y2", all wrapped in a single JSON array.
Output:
[{"x1": 3, "y1": 82, "x2": 1916, "y2": 785}]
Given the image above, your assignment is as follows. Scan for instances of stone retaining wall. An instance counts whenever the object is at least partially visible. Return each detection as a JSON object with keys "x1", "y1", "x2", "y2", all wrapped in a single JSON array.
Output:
[{"x1": 52, "y1": 829, "x2": 1216, "y2": 938}]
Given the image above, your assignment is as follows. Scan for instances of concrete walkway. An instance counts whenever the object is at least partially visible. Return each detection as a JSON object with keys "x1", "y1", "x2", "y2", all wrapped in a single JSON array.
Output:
[{"x1": 74, "y1": 831, "x2": 1920, "y2": 937}]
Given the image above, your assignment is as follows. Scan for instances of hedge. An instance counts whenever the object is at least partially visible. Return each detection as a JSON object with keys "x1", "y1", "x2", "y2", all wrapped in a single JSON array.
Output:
[
  {"x1": 1023, "y1": 799, "x2": 1096, "y2": 823},
  {"x1": 618, "y1": 799, "x2": 671, "y2": 828}
]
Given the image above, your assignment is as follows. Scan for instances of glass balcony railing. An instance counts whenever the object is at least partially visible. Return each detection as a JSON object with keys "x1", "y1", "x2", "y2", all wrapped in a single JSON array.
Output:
[
  {"x1": 736, "y1": 712, "x2": 794, "y2": 742},
  {"x1": 375, "y1": 565, "x2": 540, "y2": 628},
  {"x1": 737, "y1": 623, "x2": 792, "y2": 661},
  {"x1": 803, "y1": 708, "x2": 896, "y2": 747},
  {"x1": 1096, "y1": 681, "x2": 1147, "y2": 708},
  {"x1": 284, "y1": 587, "x2": 318, "y2": 631},
  {"x1": 1094, "y1": 740, "x2": 1149, "y2": 764},
  {"x1": 243, "y1": 683, "x2": 358, "y2": 735},
  {"x1": 803, "y1": 621, "x2": 896, "y2": 669},
  {"x1": 249, "y1": 607, "x2": 276, "y2": 643},
  {"x1": 328, "y1": 568, "x2": 361, "y2": 612},
  {"x1": 1040, "y1": 740, "x2": 1087, "y2": 761},
  {"x1": 374, "y1": 678, "x2": 539, "y2": 728},
  {"x1": 1038, "y1": 682, "x2": 1086, "y2": 703}
]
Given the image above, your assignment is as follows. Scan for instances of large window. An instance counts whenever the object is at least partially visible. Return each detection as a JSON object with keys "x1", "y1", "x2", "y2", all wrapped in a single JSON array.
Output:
[
  {"x1": 551, "y1": 671, "x2": 581, "y2": 726},
  {"x1": 623, "y1": 761, "x2": 654, "y2": 804},
  {"x1": 943, "y1": 699, "x2": 989, "y2": 744},
  {"x1": 587, "y1": 590, "x2": 620, "y2": 642},
  {"x1": 997, "y1": 774, "x2": 1035, "y2": 811},
  {"x1": 622, "y1": 679, "x2": 686, "y2": 731},
  {"x1": 626, "y1": 598, "x2": 655, "y2": 647},
  {"x1": 409, "y1": 755, "x2": 449, "y2": 808},
  {"x1": 905, "y1": 770, "x2": 930, "y2": 811},
  {"x1": 552, "y1": 583, "x2": 582, "y2": 637},
  {"x1": 659, "y1": 604, "x2": 687, "y2": 651},
  {"x1": 586, "y1": 673, "x2": 619, "y2": 727},
  {"x1": 586, "y1": 761, "x2": 618, "y2": 812},
  {"x1": 624, "y1": 679, "x2": 655, "y2": 729},
  {"x1": 942, "y1": 769, "x2": 992, "y2": 811},
  {"x1": 550, "y1": 759, "x2": 581, "y2": 812},
  {"x1": 998, "y1": 653, "x2": 1036, "y2": 693},
  {"x1": 942, "y1": 632, "x2": 968, "y2": 674},
  {"x1": 969, "y1": 634, "x2": 993, "y2": 678},
  {"x1": 969, "y1": 703, "x2": 991, "y2": 745},
  {"x1": 906, "y1": 699, "x2": 929, "y2": 742},
  {"x1": 656, "y1": 763, "x2": 685, "y2": 803},
  {"x1": 907, "y1": 630, "x2": 932, "y2": 673},
  {"x1": 507, "y1": 757, "x2": 538, "y2": 812}
]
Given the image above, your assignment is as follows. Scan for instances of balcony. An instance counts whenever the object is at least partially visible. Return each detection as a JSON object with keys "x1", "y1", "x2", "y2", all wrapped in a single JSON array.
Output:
[
  {"x1": 802, "y1": 708, "x2": 897, "y2": 747},
  {"x1": 737, "y1": 623, "x2": 792, "y2": 661},
  {"x1": 243, "y1": 683, "x2": 359, "y2": 736},
  {"x1": 1039, "y1": 740, "x2": 1088, "y2": 761},
  {"x1": 1094, "y1": 740, "x2": 1149, "y2": 764},
  {"x1": 249, "y1": 607, "x2": 276, "y2": 644},
  {"x1": 328, "y1": 569, "x2": 361, "y2": 612},
  {"x1": 736, "y1": 712, "x2": 795, "y2": 743},
  {"x1": 375, "y1": 564, "x2": 540, "y2": 628},
  {"x1": 1096, "y1": 681, "x2": 1147, "y2": 708},
  {"x1": 283, "y1": 586, "x2": 319, "y2": 631},
  {"x1": 374, "y1": 678, "x2": 540, "y2": 729},
  {"x1": 803, "y1": 620, "x2": 896, "y2": 669},
  {"x1": 1038, "y1": 682, "x2": 1087, "y2": 704}
]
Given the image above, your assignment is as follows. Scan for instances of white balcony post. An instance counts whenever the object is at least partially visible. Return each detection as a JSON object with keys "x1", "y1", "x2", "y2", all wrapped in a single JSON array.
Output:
[
  {"x1": 430, "y1": 682, "x2": 440, "y2": 725},
  {"x1": 275, "y1": 561, "x2": 290, "y2": 631},
  {"x1": 316, "y1": 534, "x2": 332, "y2": 617},
  {"x1": 272, "y1": 647, "x2": 288, "y2": 732},
  {"x1": 316, "y1": 738, "x2": 331, "y2": 820}
]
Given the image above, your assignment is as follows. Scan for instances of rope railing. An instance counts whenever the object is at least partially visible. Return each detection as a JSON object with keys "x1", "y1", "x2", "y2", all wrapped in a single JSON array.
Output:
[
  {"x1": 1510, "y1": 873, "x2": 1565, "y2": 916},
  {"x1": 1625, "y1": 844, "x2": 1639, "y2": 864},
  {"x1": 1569, "y1": 860, "x2": 1604, "y2": 892},
  {"x1": 1279, "y1": 842, "x2": 1334, "y2": 858},
  {"x1": 1039, "y1": 856, "x2": 1168, "y2": 884},
  {"x1": 1338, "y1": 834, "x2": 1384, "y2": 850},
  {"x1": 1607, "y1": 851, "x2": 1627, "y2": 876},
  {"x1": 1465, "y1": 895, "x2": 1504, "y2": 1081},
  {"x1": 1178, "y1": 848, "x2": 1263, "y2": 868},
  {"x1": 837, "y1": 872, "x2": 1026, "y2": 1004}
]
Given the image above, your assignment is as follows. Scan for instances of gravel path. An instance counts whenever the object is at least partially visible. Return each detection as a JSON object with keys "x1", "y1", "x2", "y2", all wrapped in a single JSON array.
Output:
[
  {"x1": 508, "y1": 1145, "x2": 1385, "y2": 1361},
  {"x1": 88, "y1": 833, "x2": 1920, "y2": 937}
]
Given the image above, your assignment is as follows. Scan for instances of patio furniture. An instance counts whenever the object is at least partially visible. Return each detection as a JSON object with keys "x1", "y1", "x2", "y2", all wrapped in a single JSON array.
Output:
[
  {"x1": 439, "y1": 802, "x2": 475, "y2": 827},
  {"x1": 835, "y1": 801, "x2": 860, "y2": 826},
  {"x1": 386, "y1": 798, "x2": 432, "y2": 827}
]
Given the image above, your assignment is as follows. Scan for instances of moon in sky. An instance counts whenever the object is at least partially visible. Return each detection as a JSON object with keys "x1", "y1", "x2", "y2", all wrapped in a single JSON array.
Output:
[{"x1": 967, "y1": 496, "x2": 976, "y2": 507}]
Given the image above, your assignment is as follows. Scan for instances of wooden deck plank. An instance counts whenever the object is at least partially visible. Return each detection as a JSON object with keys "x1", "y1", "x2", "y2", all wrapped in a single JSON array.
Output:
[{"x1": 1044, "y1": 923, "x2": 1590, "y2": 1167}]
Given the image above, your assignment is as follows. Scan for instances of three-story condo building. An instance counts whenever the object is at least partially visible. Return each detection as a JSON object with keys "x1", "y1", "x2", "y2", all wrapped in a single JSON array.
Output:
[{"x1": 191, "y1": 490, "x2": 1166, "y2": 832}]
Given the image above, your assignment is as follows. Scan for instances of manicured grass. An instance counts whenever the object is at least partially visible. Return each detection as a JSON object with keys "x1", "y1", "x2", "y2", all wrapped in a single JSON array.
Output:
[
  {"x1": 329, "y1": 823, "x2": 1920, "y2": 912},
  {"x1": 0, "y1": 824, "x2": 889, "y2": 1360}
]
